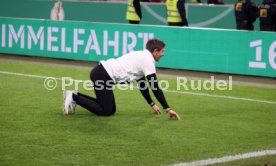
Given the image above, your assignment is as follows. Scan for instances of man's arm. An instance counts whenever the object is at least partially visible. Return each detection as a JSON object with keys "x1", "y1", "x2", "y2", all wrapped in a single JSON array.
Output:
[
  {"x1": 146, "y1": 74, "x2": 169, "y2": 109},
  {"x1": 137, "y1": 74, "x2": 181, "y2": 120},
  {"x1": 137, "y1": 76, "x2": 161, "y2": 114},
  {"x1": 146, "y1": 74, "x2": 181, "y2": 120},
  {"x1": 137, "y1": 77, "x2": 153, "y2": 105},
  {"x1": 147, "y1": 74, "x2": 181, "y2": 120}
]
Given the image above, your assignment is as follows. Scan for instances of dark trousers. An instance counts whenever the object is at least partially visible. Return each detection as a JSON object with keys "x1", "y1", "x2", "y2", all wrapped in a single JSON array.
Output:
[
  {"x1": 236, "y1": 21, "x2": 254, "y2": 30},
  {"x1": 260, "y1": 25, "x2": 276, "y2": 31},
  {"x1": 129, "y1": 20, "x2": 140, "y2": 24},
  {"x1": 168, "y1": 21, "x2": 188, "y2": 27},
  {"x1": 73, "y1": 64, "x2": 116, "y2": 116}
]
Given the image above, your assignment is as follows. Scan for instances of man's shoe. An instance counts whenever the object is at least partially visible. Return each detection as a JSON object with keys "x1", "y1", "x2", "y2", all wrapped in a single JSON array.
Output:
[{"x1": 63, "y1": 90, "x2": 77, "y2": 115}]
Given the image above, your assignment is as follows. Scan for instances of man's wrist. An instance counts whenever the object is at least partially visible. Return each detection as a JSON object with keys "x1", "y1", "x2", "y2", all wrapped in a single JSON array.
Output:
[
  {"x1": 150, "y1": 102, "x2": 155, "y2": 107},
  {"x1": 165, "y1": 108, "x2": 172, "y2": 113}
]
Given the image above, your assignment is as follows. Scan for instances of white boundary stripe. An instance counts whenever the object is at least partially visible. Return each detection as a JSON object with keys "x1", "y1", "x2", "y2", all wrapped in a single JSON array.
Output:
[
  {"x1": 1, "y1": 71, "x2": 276, "y2": 105},
  {"x1": 0, "y1": 71, "x2": 82, "y2": 82},
  {"x1": 0, "y1": 71, "x2": 56, "y2": 79},
  {"x1": 172, "y1": 149, "x2": 276, "y2": 166},
  {"x1": 164, "y1": 89, "x2": 276, "y2": 105}
]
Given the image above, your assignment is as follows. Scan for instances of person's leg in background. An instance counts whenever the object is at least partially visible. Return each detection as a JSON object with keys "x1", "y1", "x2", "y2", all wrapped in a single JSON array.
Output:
[{"x1": 129, "y1": 20, "x2": 140, "y2": 24}]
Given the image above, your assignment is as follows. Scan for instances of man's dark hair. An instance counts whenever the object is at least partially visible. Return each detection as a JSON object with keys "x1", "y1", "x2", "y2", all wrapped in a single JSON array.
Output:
[{"x1": 146, "y1": 39, "x2": 166, "y2": 53}]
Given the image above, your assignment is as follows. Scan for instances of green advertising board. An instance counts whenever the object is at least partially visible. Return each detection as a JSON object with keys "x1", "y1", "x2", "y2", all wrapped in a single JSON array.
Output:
[{"x1": 0, "y1": 18, "x2": 275, "y2": 77}]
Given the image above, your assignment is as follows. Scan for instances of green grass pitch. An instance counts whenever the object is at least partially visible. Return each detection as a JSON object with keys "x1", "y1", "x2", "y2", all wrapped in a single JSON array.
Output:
[{"x1": 0, "y1": 59, "x2": 275, "y2": 166}]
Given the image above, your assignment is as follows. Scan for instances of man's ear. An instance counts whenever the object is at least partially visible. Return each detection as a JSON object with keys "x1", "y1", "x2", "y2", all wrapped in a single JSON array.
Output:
[{"x1": 153, "y1": 48, "x2": 158, "y2": 55}]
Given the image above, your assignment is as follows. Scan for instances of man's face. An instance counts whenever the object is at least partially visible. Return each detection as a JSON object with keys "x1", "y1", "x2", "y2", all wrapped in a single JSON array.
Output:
[{"x1": 152, "y1": 48, "x2": 165, "y2": 61}]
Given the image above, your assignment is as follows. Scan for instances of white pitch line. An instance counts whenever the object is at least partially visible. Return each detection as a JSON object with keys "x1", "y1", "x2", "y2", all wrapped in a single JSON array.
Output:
[
  {"x1": 0, "y1": 71, "x2": 82, "y2": 82},
  {"x1": 164, "y1": 89, "x2": 276, "y2": 105},
  {"x1": 172, "y1": 149, "x2": 276, "y2": 166},
  {"x1": 0, "y1": 71, "x2": 58, "y2": 79},
  {"x1": 1, "y1": 71, "x2": 276, "y2": 105}
]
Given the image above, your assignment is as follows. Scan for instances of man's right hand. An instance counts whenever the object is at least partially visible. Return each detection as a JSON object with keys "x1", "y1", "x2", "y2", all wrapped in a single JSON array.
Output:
[
  {"x1": 151, "y1": 104, "x2": 161, "y2": 114},
  {"x1": 168, "y1": 110, "x2": 181, "y2": 120}
]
